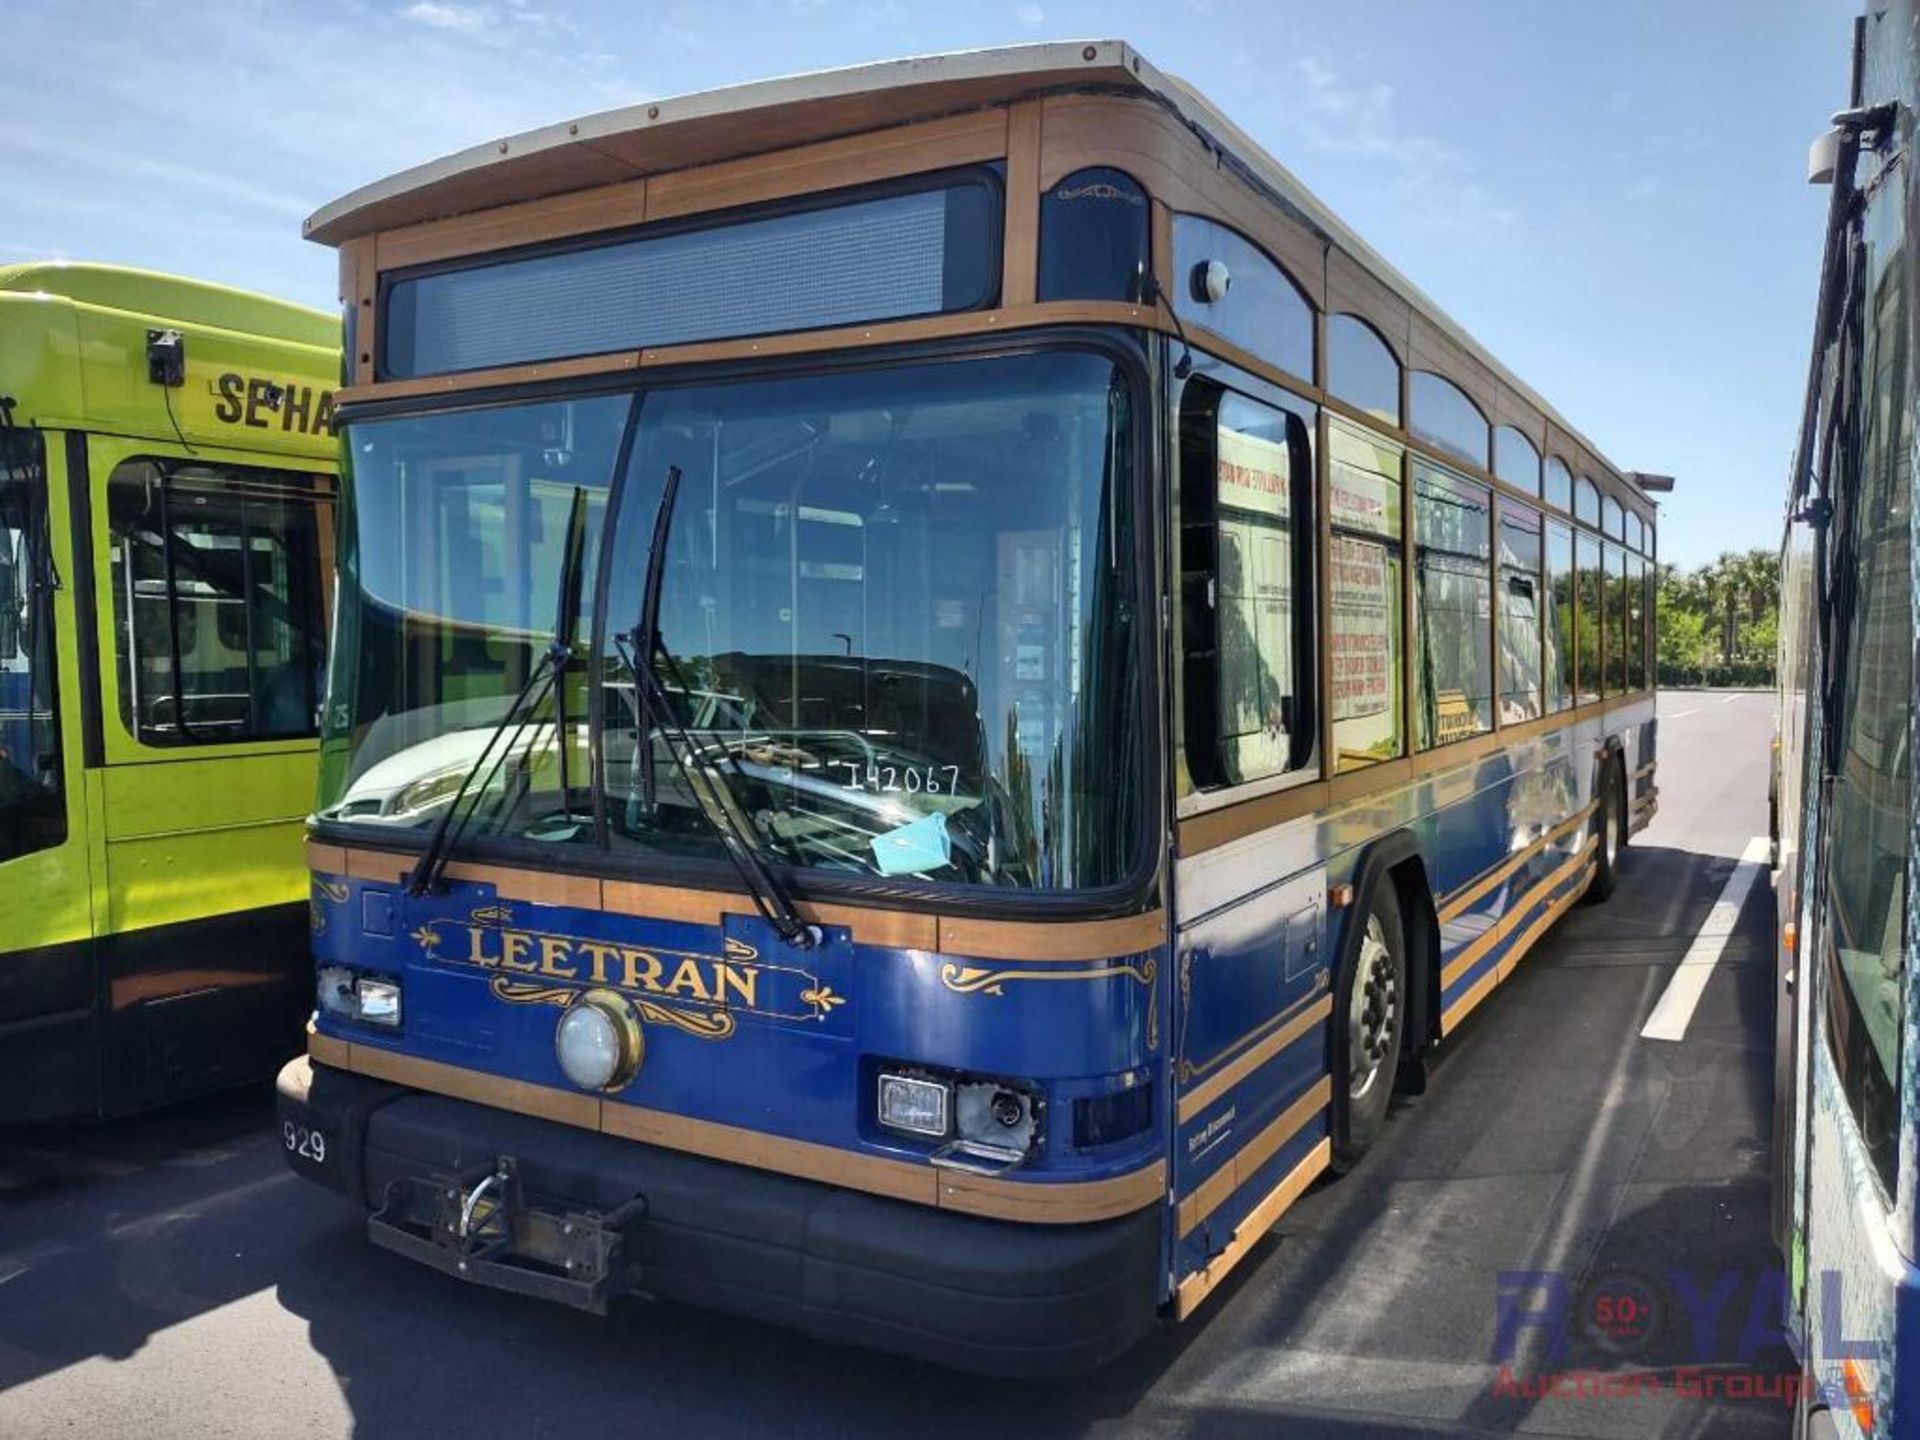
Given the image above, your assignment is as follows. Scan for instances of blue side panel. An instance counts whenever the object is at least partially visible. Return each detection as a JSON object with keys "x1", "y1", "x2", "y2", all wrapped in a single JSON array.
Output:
[{"x1": 1167, "y1": 699, "x2": 1656, "y2": 1303}]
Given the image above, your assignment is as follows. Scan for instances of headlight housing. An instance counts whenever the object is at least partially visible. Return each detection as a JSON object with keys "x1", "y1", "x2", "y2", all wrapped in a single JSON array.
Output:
[
  {"x1": 317, "y1": 965, "x2": 403, "y2": 1027},
  {"x1": 875, "y1": 1064, "x2": 1043, "y2": 1167},
  {"x1": 555, "y1": 988, "x2": 644, "y2": 1092}
]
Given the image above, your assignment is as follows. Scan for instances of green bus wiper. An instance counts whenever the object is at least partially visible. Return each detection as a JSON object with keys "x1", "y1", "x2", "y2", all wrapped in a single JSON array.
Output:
[
  {"x1": 614, "y1": 465, "x2": 817, "y2": 950},
  {"x1": 406, "y1": 487, "x2": 588, "y2": 897}
]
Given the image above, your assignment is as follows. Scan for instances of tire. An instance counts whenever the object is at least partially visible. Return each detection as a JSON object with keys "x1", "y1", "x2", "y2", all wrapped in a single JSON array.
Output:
[
  {"x1": 1331, "y1": 879, "x2": 1407, "y2": 1171},
  {"x1": 1585, "y1": 759, "x2": 1625, "y2": 903}
]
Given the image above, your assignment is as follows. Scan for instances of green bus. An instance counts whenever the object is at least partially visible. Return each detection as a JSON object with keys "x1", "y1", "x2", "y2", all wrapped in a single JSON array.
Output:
[{"x1": 0, "y1": 262, "x2": 339, "y2": 1121}]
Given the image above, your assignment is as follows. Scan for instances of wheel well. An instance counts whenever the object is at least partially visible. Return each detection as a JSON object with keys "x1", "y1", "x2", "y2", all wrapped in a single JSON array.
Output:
[{"x1": 1387, "y1": 857, "x2": 1440, "y2": 1053}]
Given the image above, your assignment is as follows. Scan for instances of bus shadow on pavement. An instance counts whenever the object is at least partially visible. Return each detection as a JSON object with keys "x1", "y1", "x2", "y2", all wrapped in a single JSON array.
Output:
[{"x1": 0, "y1": 1087, "x2": 327, "y2": 1392}]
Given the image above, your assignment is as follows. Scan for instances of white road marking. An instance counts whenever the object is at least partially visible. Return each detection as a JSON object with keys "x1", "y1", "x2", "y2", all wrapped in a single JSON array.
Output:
[
  {"x1": 1721, "y1": 692, "x2": 1745, "y2": 703},
  {"x1": 1640, "y1": 836, "x2": 1771, "y2": 1043},
  {"x1": 1665, "y1": 707, "x2": 1700, "y2": 720}
]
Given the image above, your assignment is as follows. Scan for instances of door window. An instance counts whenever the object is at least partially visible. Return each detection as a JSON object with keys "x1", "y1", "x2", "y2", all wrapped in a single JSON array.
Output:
[{"x1": 108, "y1": 459, "x2": 332, "y2": 744}]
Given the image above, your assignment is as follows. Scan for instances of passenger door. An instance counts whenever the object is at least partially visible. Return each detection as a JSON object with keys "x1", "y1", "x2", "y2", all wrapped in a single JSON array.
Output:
[
  {"x1": 1168, "y1": 373, "x2": 1331, "y2": 1277},
  {"x1": 86, "y1": 434, "x2": 334, "y2": 935}
]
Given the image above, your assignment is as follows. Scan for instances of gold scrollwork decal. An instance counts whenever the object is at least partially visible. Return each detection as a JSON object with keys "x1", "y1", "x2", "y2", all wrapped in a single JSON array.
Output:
[
  {"x1": 489, "y1": 977, "x2": 738, "y2": 1039},
  {"x1": 313, "y1": 880, "x2": 350, "y2": 904},
  {"x1": 939, "y1": 957, "x2": 1157, "y2": 997}
]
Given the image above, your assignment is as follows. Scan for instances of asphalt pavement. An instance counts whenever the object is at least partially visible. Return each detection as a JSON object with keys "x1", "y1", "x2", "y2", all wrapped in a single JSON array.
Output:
[{"x1": 0, "y1": 690, "x2": 1787, "y2": 1439}]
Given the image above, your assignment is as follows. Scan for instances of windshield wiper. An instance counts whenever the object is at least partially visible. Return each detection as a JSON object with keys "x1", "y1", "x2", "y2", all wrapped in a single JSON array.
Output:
[
  {"x1": 406, "y1": 486, "x2": 589, "y2": 897},
  {"x1": 614, "y1": 465, "x2": 818, "y2": 950}
]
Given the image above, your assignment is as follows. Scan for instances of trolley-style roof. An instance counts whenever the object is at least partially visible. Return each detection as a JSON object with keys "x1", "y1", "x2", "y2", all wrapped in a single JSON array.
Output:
[
  {"x1": 0, "y1": 261, "x2": 336, "y2": 349},
  {"x1": 304, "y1": 40, "x2": 1645, "y2": 502}
]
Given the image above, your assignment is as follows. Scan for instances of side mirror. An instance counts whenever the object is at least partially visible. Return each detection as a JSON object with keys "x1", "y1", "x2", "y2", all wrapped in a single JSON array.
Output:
[{"x1": 1808, "y1": 128, "x2": 1842, "y2": 186}]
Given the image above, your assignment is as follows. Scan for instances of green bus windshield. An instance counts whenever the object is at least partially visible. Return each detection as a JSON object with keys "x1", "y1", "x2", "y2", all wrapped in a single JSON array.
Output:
[{"x1": 318, "y1": 348, "x2": 1144, "y2": 893}]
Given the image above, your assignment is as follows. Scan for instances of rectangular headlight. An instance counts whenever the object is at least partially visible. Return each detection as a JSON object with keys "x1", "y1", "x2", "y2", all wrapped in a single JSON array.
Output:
[
  {"x1": 877, "y1": 1072, "x2": 949, "y2": 1138},
  {"x1": 355, "y1": 977, "x2": 403, "y2": 1026}
]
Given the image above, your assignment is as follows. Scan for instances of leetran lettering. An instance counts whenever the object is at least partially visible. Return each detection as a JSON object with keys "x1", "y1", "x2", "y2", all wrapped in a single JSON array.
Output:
[
  {"x1": 460, "y1": 925, "x2": 760, "y2": 1008},
  {"x1": 213, "y1": 372, "x2": 338, "y2": 436}
]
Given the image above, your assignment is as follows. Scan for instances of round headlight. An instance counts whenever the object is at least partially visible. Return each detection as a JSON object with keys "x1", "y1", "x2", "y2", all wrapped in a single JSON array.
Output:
[{"x1": 555, "y1": 989, "x2": 643, "y2": 1092}]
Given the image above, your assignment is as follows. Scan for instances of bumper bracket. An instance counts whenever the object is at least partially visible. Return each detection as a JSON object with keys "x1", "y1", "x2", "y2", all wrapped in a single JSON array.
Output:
[{"x1": 367, "y1": 1153, "x2": 648, "y2": 1315}]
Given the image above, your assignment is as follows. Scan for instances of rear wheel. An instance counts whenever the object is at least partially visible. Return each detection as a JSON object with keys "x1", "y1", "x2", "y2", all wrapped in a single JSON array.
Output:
[
  {"x1": 1585, "y1": 760, "x2": 1625, "y2": 903},
  {"x1": 1332, "y1": 880, "x2": 1407, "y2": 1171}
]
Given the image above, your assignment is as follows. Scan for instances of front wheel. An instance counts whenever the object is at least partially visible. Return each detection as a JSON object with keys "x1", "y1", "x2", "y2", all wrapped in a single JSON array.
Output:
[{"x1": 1332, "y1": 880, "x2": 1407, "y2": 1171}]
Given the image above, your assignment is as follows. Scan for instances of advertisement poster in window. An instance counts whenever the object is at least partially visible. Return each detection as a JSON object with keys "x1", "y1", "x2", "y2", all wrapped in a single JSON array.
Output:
[{"x1": 1332, "y1": 535, "x2": 1392, "y2": 725}]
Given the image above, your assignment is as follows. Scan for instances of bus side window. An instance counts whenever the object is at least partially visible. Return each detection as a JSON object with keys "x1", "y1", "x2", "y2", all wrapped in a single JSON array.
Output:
[
  {"x1": 1821, "y1": 170, "x2": 1911, "y2": 1200},
  {"x1": 1411, "y1": 459, "x2": 1493, "y2": 747},
  {"x1": 1496, "y1": 500, "x2": 1543, "y2": 723},
  {"x1": 1327, "y1": 415, "x2": 1404, "y2": 772},
  {"x1": 1180, "y1": 381, "x2": 1317, "y2": 790},
  {"x1": 107, "y1": 458, "x2": 332, "y2": 746}
]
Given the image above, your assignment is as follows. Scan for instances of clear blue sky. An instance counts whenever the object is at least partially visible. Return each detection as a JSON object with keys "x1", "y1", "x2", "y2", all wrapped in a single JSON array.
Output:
[{"x1": 3, "y1": 0, "x2": 1852, "y2": 569}]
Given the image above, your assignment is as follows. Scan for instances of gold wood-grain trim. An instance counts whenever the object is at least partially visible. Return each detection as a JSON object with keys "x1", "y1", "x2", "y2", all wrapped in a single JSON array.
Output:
[
  {"x1": 643, "y1": 109, "x2": 1007, "y2": 223},
  {"x1": 1177, "y1": 782, "x2": 1328, "y2": 856},
  {"x1": 1001, "y1": 99, "x2": 1042, "y2": 307},
  {"x1": 1548, "y1": 800, "x2": 1599, "y2": 843},
  {"x1": 1440, "y1": 840, "x2": 1596, "y2": 1033},
  {"x1": 598, "y1": 1097, "x2": 936, "y2": 1206},
  {"x1": 936, "y1": 908, "x2": 1167, "y2": 961},
  {"x1": 308, "y1": 1028, "x2": 351, "y2": 1070},
  {"x1": 313, "y1": 845, "x2": 1156, "y2": 959},
  {"x1": 1436, "y1": 836, "x2": 1545, "y2": 924},
  {"x1": 337, "y1": 351, "x2": 640, "y2": 405},
  {"x1": 1175, "y1": 1137, "x2": 1331, "y2": 1319},
  {"x1": 344, "y1": 1040, "x2": 603, "y2": 1129},
  {"x1": 1439, "y1": 835, "x2": 1596, "y2": 988},
  {"x1": 1177, "y1": 1076, "x2": 1331, "y2": 1237},
  {"x1": 1632, "y1": 760, "x2": 1657, "y2": 780},
  {"x1": 336, "y1": 301, "x2": 1161, "y2": 407},
  {"x1": 1496, "y1": 858, "x2": 1592, "y2": 984},
  {"x1": 1174, "y1": 700, "x2": 1642, "y2": 859},
  {"x1": 377, "y1": 178, "x2": 648, "y2": 272},
  {"x1": 1177, "y1": 995, "x2": 1332, "y2": 1123},
  {"x1": 938, "y1": 1159, "x2": 1167, "y2": 1223},
  {"x1": 309, "y1": 1040, "x2": 1164, "y2": 1222},
  {"x1": 307, "y1": 841, "x2": 349, "y2": 877}
]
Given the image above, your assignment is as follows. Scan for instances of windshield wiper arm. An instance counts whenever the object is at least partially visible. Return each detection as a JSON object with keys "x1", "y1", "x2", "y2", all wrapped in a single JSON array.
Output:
[
  {"x1": 616, "y1": 466, "x2": 817, "y2": 950},
  {"x1": 406, "y1": 486, "x2": 589, "y2": 897}
]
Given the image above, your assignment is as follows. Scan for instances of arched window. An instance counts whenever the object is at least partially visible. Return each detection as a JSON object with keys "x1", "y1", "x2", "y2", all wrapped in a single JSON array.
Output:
[
  {"x1": 1327, "y1": 314, "x2": 1400, "y2": 424},
  {"x1": 1575, "y1": 476, "x2": 1602, "y2": 528},
  {"x1": 1644, "y1": 520, "x2": 1657, "y2": 558},
  {"x1": 1409, "y1": 371, "x2": 1489, "y2": 468},
  {"x1": 1625, "y1": 511, "x2": 1643, "y2": 552},
  {"x1": 1038, "y1": 167, "x2": 1150, "y2": 303},
  {"x1": 1544, "y1": 457, "x2": 1573, "y2": 513},
  {"x1": 1172, "y1": 214, "x2": 1314, "y2": 381},
  {"x1": 1603, "y1": 494, "x2": 1624, "y2": 541},
  {"x1": 1494, "y1": 426, "x2": 1541, "y2": 496}
]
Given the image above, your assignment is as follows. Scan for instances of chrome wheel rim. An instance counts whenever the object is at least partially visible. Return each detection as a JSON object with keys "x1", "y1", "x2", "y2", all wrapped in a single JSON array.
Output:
[{"x1": 1348, "y1": 915, "x2": 1397, "y2": 1102}]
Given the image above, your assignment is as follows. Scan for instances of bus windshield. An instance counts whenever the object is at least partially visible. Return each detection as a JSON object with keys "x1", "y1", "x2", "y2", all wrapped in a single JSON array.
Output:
[{"x1": 317, "y1": 347, "x2": 1145, "y2": 893}]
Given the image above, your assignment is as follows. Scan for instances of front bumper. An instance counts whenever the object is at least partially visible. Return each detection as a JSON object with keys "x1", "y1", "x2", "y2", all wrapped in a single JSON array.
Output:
[{"x1": 277, "y1": 1055, "x2": 1163, "y2": 1375}]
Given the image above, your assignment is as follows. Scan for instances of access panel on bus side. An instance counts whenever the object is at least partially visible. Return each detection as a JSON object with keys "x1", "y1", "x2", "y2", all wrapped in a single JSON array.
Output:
[{"x1": 1168, "y1": 815, "x2": 1332, "y2": 1290}]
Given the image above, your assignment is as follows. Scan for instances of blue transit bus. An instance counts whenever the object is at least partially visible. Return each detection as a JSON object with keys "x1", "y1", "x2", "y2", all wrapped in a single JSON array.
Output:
[
  {"x1": 1774, "y1": 8, "x2": 1920, "y2": 1435},
  {"x1": 276, "y1": 43, "x2": 1661, "y2": 1372}
]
